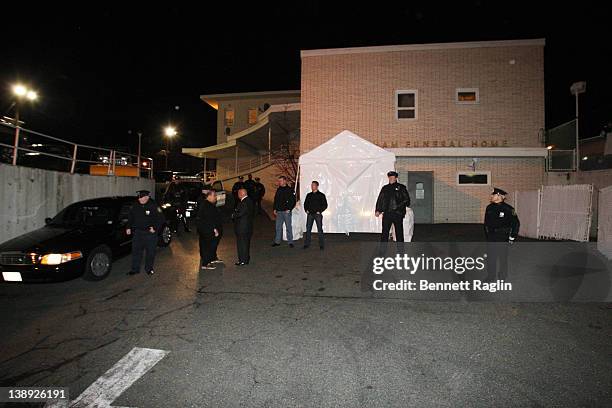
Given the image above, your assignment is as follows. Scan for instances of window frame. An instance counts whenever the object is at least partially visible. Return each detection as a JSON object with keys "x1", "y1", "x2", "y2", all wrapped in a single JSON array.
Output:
[
  {"x1": 395, "y1": 90, "x2": 418, "y2": 121},
  {"x1": 455, "y1": 88, "x2": 480, "y2": 105},
  {"x1": 224, "y1": 108, "x2": 235, "y2": 127},
  {"x1": 456, "y1": 171, "x2": 491, "y2": 186}
]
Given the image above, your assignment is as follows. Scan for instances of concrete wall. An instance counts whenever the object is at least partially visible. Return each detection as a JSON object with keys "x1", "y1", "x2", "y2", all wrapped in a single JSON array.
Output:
[
  {"x1": 0, "y1": 163, "x2": 155, "y2": 244},
  {"x1": 545, "y1": 169, "x2": 612, "y2": 238},
  {"x1": 301, "y1": 43, "x2": 544, "y2": 152}
]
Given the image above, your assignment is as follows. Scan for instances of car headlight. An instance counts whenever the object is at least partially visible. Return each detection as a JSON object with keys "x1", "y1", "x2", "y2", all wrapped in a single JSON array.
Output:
[
  {"x1": 161, "y1": 203, "x2": 172, "y2": 209},
  {"x1": 40, "y1": 251, "x2": 83, "y2": 265}
]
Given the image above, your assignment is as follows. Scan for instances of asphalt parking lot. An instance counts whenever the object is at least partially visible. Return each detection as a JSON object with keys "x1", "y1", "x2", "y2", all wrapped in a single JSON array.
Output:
[{"x1": 0, "y1": 215, "x2": 611, "y2": 407}]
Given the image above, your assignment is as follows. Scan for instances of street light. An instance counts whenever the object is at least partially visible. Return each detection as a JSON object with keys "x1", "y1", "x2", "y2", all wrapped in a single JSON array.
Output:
[
  {"x1": 164, "y1": 126, "x2": 177, "y2": 138},
  {"x1": 570, "y1": 81, "x2": 586, "y2": 171},
  {"x1": 163, "y1": 126, "x2": 177, "y2": 170},
  {"x1": 11, "y1": 83, "x2": 39, "y2": 124},
  {"x1": 10, "y1": 83, "x2": 39, "y2": 166}
]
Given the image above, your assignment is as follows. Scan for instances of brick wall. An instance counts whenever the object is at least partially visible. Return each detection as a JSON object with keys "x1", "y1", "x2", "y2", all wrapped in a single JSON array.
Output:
[
  {"x1": 301, "y1": 44, "x2": 545, "y2": 153},
  {"x1": 396, "y1": 157, "x2": 544, "y2": 223}
]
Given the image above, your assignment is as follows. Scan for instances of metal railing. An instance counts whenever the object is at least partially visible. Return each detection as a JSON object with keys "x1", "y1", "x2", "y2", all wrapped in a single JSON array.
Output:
[
  {"x1": 209, "y1": 145, "x2": 295, "y2": 182},
  {"x1": 0, "y1": 122, "x2": 153, "y2": 178}
]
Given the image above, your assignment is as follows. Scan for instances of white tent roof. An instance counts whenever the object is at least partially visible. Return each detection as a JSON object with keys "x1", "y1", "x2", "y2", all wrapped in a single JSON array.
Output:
[{"x1": 299, "y1": 130, "x2": 395, "y2": 164}]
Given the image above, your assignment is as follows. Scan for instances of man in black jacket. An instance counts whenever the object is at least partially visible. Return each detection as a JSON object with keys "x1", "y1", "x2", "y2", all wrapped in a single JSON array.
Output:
[
  {"x1": 303, "y1": 181, "x2": 328, "y2": 250},
  {"x1": 126, "y1": 190, "x2": 165, "y2": 276},
  {"x1": 196, "y1": 191, "x2": 222, "y2": 270},
  {"x1": 272, "y1": 176, "x2": 296, "y2": 247},
  {"x1": 244, "y1": 174, "x2": 256, "y2": 198},
  {"x1": 375, "y1": 171, "x2": 411, "y2": 242},
  {"x1": 233, "y1": 188, "x2": 254, "y2": 265},
  {"x1": 232, "y1": 176, "x2": 245, "y2": 208},
  {"x1": 254, "y1": 177, "x2": 266, "y2": 214}
]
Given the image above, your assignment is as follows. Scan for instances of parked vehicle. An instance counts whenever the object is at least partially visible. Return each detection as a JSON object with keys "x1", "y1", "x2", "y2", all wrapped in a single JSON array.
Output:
[
  {"x1": 160, "y1": 179, "x2": 226, "y2": 232},
  {"x1": 0, "y1": 197, "x2": 172, "y2": 283}
]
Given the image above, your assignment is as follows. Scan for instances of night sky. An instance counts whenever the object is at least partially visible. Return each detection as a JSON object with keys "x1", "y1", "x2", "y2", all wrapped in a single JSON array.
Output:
[{"x1": 3, "y1": 2, "x2": 611, "y2": 155}]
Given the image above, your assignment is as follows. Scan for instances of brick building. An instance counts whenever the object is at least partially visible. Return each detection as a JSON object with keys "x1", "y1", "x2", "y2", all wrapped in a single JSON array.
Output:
[
  {"x1": 300, "y1": 39, "x2": 547, "y2": 223},
  {"x1": 186, "y1": 39, "x2": 547, "y2": 224}
]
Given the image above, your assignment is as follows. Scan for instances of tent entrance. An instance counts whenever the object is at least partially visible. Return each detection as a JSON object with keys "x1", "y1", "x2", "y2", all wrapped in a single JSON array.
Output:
[{"x1": 406, "y1": 171, "x2": 434, "y2": 224}]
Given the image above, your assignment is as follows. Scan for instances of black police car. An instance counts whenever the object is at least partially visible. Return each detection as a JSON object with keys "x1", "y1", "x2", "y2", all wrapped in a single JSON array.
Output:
[{"x1": 0, "y1": 196, "x2": 172, "y2": 283}]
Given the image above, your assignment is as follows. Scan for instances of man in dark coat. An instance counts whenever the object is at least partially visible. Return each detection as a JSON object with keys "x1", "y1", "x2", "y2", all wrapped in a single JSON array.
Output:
[
  {"x1": 484, "y1": 187, "x2": 520, "y2": 281},
  {"x1": 233, "y1": 188, "x2": 254, "y2": 266},
  {"x1": 232, "y1": 176, "x2": 245, "y2": 208},
  {"x1": 375, "y1": 171, "x2": 411, "y2": 242},
  {"x1": 126, "y1": 190, "x2": 165, "y2": 276},
  {"x1": 254, "y1": 177, "x2": 266, "y2": 214},
  {"x1": 244, "y1": 174, "x2": 256, "y2": 198},
  {"x1": 303, "y1": 181, "x2": 328, "y2": 250},
  {"x1": 196, "y1": 191, "x2": 222, "y2": 270}
]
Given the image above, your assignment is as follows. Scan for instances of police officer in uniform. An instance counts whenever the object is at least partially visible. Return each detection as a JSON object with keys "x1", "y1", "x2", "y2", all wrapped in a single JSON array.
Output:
[
  {"x1": 126, "y1": 190, "x2": 165, "y2": 276},
  {"x1": 375, "y1": 171, "x2": 411, "y2": 242},
  {"x1": 484, "y1": 187, "x2": 520, "y2": 281}
]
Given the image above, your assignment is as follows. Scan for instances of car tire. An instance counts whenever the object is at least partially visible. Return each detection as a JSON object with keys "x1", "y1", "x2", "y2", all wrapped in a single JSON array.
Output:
[
  {"x1": 83, "y1": 245, "x2": 112, "y2": 281},
  {"x1": 158, "y1": 224, "x2": 172, "y2": 247}
]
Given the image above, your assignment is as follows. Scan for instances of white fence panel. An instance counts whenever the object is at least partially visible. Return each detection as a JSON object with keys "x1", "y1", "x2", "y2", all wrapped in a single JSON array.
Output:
[
  {"x1": 514, "y1": 190, "x2": 541, "y2": 239},
  {"x1": 597, "y1": 186, "x2": 612, "y2": 259},
  {"x1": 539, "y1": 184, "x2": 593, "y2": 242}
]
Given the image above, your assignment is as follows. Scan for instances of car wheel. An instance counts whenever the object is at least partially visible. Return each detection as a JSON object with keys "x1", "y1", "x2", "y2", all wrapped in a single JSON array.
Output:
[
  {"x1": 83, "y1": 245, "x2": 112, "y2": 281},
  {"x1": 159, "y1": 224, "x2": 172, "y2": 247}
]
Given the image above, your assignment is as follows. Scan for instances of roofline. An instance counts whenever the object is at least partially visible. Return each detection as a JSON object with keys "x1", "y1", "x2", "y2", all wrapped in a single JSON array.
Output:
[
  {"x1": 301, "y1": 38, "x2": 546, "y2": 58},
  {"x1": 200, "y1": 90, "x2": 301, "y2": 109}
]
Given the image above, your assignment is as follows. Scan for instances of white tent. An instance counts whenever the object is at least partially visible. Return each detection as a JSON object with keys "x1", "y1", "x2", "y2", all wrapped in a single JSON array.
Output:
[{"x1": 298, "y1": 130, "x2": 397, "y2": 234}]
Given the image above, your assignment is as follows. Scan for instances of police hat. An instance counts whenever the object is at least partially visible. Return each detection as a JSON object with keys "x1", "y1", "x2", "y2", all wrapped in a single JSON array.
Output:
[
  {"x1": 136, "y1": 190, "x2": 151, "y2": 198},
  {"x1": 492, "y1": 187, "x2": 508, "y2": 196},
  {"x1": 387, "y1": 171, "x2": 399, "y2": 177}
]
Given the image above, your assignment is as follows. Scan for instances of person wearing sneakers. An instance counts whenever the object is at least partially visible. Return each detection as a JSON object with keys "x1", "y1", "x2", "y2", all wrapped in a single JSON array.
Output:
[{"x1": 272, "y1": 176, "x2": 296, "y2": 248}]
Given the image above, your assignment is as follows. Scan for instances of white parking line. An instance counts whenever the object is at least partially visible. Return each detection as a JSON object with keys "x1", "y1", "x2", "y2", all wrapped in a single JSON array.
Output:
[{"x1": 45, "y1": 347, "x2": 169, "y2": 408}]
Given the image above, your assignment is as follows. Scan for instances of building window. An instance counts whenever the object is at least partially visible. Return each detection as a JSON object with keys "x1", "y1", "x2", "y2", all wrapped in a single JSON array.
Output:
[
  {"x1": 396, "y1": 90, "x2": 418, "y2": 120},
  {"x1": 224, "y1": 108, "x2": 235, "y2": 127},
  {"x1": 456, "y1": 88, "x2": 479, "y2": 104},
  {"x1": 457, "y1": 171, "x2": 490, "y2": 185},
  {"x1": 248, "y1": 108, "x2": 258, "y2": 125}
]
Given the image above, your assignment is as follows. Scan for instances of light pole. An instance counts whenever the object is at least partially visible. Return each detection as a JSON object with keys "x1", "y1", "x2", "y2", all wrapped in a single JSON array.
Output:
[
  {"x1": 164, "y1": 126, "x2": 177, "y2": 170},
  {"x1": 11, "y1": 84, "x2": 38, "y2": 165},
  {"x1": 137, "y1": 131, "x2": 142, "y2": 175},
  {"x1": 570, "y1": 81, "x2": 586, "y2": 171}
]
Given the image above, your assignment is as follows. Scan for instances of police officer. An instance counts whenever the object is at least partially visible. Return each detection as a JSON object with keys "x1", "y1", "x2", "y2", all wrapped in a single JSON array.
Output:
[
  {"x1": 126, "y1": 190, "x2": 165, "y2": 276},
  {"x1": 375, "y1": 171, "x2": 411, "y2": 242},
  {"x1": 484, "y1": 187, "x2": 520, "y2": 281}
]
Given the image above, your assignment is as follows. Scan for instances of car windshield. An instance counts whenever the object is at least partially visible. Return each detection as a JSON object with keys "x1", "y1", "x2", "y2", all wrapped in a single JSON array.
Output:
[{"x1": 49, "y1": 203, "x2": 114, "y2": 227}]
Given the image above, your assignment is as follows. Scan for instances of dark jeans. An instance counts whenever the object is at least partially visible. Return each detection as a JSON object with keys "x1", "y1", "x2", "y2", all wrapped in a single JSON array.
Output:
[
  {"x1": 237, "y1": 232, "x2": 252, "y2": 263},
  {"x1": 381, "y1": 212, "x2": 404, "y2": 242},
  {"x1": 131, "y1": 229, "x2": 158, "y2": 272},
  {"x1": 256, "y1": 199, "x2": 263, "y2": 214},
  {"x1": 199, "y1": 234, "x2": 215, "y2": 266},
  {"x1": 304, "y1": 213, "x2": 324, "y2": 248}
]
